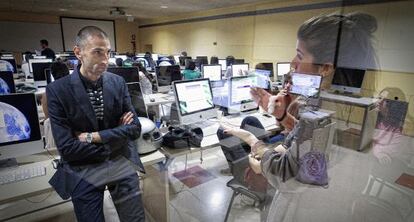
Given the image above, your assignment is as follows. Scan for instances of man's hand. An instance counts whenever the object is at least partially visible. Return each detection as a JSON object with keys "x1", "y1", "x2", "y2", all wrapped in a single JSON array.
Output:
[
  {"x1": 267, "y1": 94, "x2": 288, "y2": 118},
  {"x1": 119, "y1": 111, "x2": 134, "y2": 126},
  {"x1": 250, "y1": 87, "x2": 271, "y2": 111}
]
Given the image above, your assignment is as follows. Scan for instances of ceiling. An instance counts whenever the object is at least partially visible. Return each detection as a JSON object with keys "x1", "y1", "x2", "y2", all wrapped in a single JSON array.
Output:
[{"x1": 0, "y1": 0, "x2": 278, "y2": 20}]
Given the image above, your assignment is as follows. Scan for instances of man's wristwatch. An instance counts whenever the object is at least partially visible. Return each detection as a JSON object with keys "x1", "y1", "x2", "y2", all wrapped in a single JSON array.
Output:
[{"x1": 86, "y1": 132, "x2": 93, "y2": 143}]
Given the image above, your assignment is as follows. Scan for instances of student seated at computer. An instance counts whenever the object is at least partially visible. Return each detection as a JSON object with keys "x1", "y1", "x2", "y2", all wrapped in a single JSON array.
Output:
[
  {"x1": 41, "y1": 59, "x2": 70, "y2": 119},
  {"x1": 122, "y1": 52, "x2": 135, "y2": 67},
  {"x1": 115, "y1": 58, "x2": 123, "y2": 67},
  {"x1": 132, "y1": 62, "x2": 155, "y2": 94},
  {"x1": 182, "y1": 60, "x2": 201, "y2": 80}
]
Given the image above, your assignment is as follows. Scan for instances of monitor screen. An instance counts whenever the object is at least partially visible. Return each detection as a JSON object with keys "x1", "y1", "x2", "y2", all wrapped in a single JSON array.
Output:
[
  {"x1": 32, "y1": 62, "x2": 52, "y2": 88},
  {"x1": 107, "y1": 67, "x2": 140, "y2": 83},
  {"x1": 196, "y1": 56, "x2": 208, "y2": 65},
  {"x1": 234, "y1": 59, "x2": 245, "y2": 64},
  {"x1": 0, "y1": 71, "x2": 16, "y2": 94},
  {"x1": 173, "y1": 55, "x2": 180, "y2": 64},
  {"x1": 179, "y1": 56, "x2": 192, "y2": 66},
  {"x1": 152, "y1": 54, "x2": 159, "y2": 61},
  {"x1": 109, "y1": 57, "x2": 117, "y2": 65},
  {"x1": 174, "y1": 79, "x2": 214, "y2": 116},
  {"x1": 218, "y1": 59, "x2": 227, "y2": 71},
  {"x1": 156, "y1": 65, "x2": 182, "y2": 87},
  {"x1": 290, "y1": 73, "x2": 322, "y2": 98},
  {"x1": 331, "y1": 67, "x2": 366, "y2": 94},
  {"x1": 254, "y1": 69, "x2": 271, "y2": 89},
  {"x1": 202, "y1": 65, "x2": 222, "y2": 81},
  {"x1": 255, "y1": 63, "x2": 274, "y2": 77},
  {"x1": 0, "y1": 57, "x2": 17, "y2": 73},
  {"x1": 0, "y1": 93, "x2": 42, "y2": 147},
  {"x1": 277, "y1": 62, "x2": 291, "y2": 77},
  {"x1": 157, "y1": 59, "x2": 174, "y2": 66},
  {"x1": 231, "y1": 64, "x2": 249, "y2": 77},
  {"x1": 126, "y1": 82, "x2": 148, "y2": 118},
  {"x1": 28, "y1": 58, "x2": 53, "y2": 73},
  {"x1": 230, "y1": 76, "x2": 256, "y2": 105}
]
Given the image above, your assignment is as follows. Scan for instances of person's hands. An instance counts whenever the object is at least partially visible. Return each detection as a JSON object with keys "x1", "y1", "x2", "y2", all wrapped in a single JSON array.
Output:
[
  {"x1": 119, "y1": 111, "x2": 134, "y2": 126},
  {"x1": 267, "y1": 94, "x2": 289, "y2": 119},
  {"x1": 76, "y1": 132, "x2": 87, "y2": 142},
  {"x1": 273, "y1": 144, "x2": 287, "y2": 154},
  {"x1": 248, "y1": 154, "x2": 262, "y2": 174},
  {"x1": 221, "y1": 122, "x2": 250, "y2": 138},
  {"x1": 250, "y1": 87, "x2": 271, "y2": 111}
]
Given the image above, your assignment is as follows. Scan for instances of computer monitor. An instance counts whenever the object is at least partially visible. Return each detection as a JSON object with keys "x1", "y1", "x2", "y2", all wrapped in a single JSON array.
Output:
[
  {"x1": 173, "y1": 78, "x2": 216, "y2": 125},
  {"x1": 107, "y1": 67, "x2": 140, "y2": 83},
  {"x1": 136, "y1": 57, "x2": 149, "y2": 69},
  {"x1": 331, "y1": 67, "x2": 366, "y2": 95},
  {"x1": 155, "y1": 65, "x2": 182, "y2": 93},
  {"x1": 0, "y1": 57, "x2": 17, "y2": 73},
  {"x1": 44, "y1": 68, "x2": 54, "y2": 84},
  {"x1": 276, "y1": 62, "x2": 291, "y2": 80},
  {"x1": 28, "y1": 58, "x2": 53, "y2": 73},
  {"x1": 234, "y1": 59, "x2": 245, "y2": 64},
  {"x1": 229, "y1": 76, "x2": 258, "y2": 113},
  {"x1": 32, "y1": 62, "x2": 52, "y2": 88},
  {"x1": 218, "y1": 59, "x2": 227, "y2": 71},
  {"x1": 231, "y1": 64, "x2": 249, "y2": 77},
  {"x1": 0, "y1": 93, "x2": 43, "y2": 161},
  {"x1": 202, "y1": 65, "x2": 222, "y2": 81},
  {"x1": 126, "y1": 82, "x2": 148, "y2": 118},
  {"x1": 255, "y1": 63, "x2": 274, "y2": 77},
  {"x1": 0, "y1": 71, "x2": 16, "y2": 94},
  {"x1": 179, "y1": 56, "x2": 192, "y2": 66},
  {"x1": 290, "y1": 72, "x2": 322, "y2": 98}
]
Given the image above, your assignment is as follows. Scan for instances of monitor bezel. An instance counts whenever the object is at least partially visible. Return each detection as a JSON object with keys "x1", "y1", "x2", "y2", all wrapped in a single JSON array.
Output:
[{"x1": 202, "y1": 64, "x2": 222, "y2": 81}]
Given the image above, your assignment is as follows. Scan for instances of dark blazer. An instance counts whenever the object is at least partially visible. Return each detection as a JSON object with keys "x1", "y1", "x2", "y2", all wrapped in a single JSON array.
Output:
[{"x1": 47, "y1": 68, "x2": 144, "y2": 199}]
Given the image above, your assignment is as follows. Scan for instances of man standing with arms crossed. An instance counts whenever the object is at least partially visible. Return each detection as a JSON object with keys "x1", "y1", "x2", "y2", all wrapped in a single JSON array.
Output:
[{"x1": 47, "y1": 26, "x2": 145, "y2": 221}]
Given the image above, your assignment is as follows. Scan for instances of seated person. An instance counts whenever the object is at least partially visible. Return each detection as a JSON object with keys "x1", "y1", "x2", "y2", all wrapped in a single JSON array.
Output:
[
  {"x1": 122, "y1": 52, "x2": 135, "y2": 67},
  {"x1": 182, "y1": 60, "x2": 201, "y2": 80}
]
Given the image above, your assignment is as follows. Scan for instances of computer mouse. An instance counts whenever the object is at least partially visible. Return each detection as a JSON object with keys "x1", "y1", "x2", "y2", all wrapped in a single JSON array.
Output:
[{"x1": 150, "y1": 98, "x2": 155, "y2": 102}]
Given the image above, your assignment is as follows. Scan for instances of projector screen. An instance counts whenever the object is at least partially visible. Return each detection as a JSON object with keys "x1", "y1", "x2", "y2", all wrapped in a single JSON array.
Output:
[{"x1": 60, "y1": 17, "x2": 116, "y2": 51}]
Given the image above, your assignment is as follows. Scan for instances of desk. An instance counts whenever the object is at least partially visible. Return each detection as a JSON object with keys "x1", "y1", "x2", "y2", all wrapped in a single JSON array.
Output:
[
  {"x1": 320, "y1": 91, "x2": 379, "y2": 151},
  {"x1": 160, "y1": 112, "x2": 280, "y2": 159},
  {"x1": 0, "y1": 150, "x2": 168, "y2": 222},
  {"x1": 144, "y1": 93, "x2": 175, "y2": 106}
]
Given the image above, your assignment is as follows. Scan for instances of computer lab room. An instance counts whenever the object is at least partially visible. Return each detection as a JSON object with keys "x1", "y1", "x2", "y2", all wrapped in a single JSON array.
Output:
[{"x1": 0, "y1": 0, "x2": 413, "y2": 221}]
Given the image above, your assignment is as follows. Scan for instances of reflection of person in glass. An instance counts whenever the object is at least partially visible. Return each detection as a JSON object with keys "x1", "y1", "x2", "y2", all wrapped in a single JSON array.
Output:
[
  {"x1": 220, "y1": 12, "x2": 378, "y2": 221},
  {"x1": 47, "y1": 26, "x2": 145, "y2": 221}
]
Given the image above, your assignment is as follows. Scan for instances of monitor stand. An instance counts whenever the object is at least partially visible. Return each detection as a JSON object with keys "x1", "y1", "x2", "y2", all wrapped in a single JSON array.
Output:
[{"x1": 333, "y1": 90, "x2": 362, "y2": 98}]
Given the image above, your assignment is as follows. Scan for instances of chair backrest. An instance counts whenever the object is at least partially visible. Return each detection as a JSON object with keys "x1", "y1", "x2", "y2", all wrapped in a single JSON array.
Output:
[{"x1": 311, "y1": 121, "x2": 336, "y2": 157}]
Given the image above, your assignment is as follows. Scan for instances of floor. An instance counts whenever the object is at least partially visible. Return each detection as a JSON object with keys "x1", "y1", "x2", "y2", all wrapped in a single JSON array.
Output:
[{"x1": 3, "y1": 132, "x2": 414, "y2": 222}]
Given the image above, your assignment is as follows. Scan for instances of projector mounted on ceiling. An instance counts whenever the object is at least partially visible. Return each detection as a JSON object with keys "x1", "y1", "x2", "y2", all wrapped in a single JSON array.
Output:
[{"x1": 110, "y1": 7, "x2": 126, "y2": 16}]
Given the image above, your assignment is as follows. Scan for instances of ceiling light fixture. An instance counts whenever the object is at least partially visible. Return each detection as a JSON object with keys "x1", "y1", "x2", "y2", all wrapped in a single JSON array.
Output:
[
  {"x1": 160, "y1": 5, "x2": 168, "y2": 9},
  {"x1": 59, "y1": 8, "x2": 67, "y2": 12}
]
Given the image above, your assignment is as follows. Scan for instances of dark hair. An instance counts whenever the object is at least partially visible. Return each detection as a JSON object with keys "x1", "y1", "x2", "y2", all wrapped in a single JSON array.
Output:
[
  {"x1": 51, "y1": 59, "x2": 69, "y2": 80},
  {"x1": 181, "y1": 51, "x2": 188, "y2": 57},
  {"x1": 226, "y1": 56, "x2": 235, "y2": 66},
  {"x1": 115, "y1": 58, "x2": 123, "y2": 67},
  {"x1": 75, "y1": 26, "x2": 109, "y2": 49},
  {"x1": 210, "y1": 56, "x2": 219, "y2": 65},
  {"x1": 297, "y1": 12, "x2": 377, "y2": 69},
  {"x1": 186, "y1": 60, "x2": 196, "y2": 70},
  {"x1": 40, "y1": 39, "x2": 48, "y2": 46}
]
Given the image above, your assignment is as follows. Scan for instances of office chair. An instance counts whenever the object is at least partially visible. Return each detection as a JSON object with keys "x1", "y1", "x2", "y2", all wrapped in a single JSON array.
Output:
[{"x1": 224, "y1": 156, "x2": 267, "y2": 222}]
